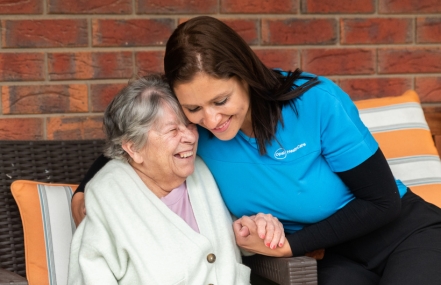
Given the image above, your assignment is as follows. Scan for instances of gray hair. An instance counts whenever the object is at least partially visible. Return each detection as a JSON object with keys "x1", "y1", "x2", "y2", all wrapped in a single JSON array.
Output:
[{"x1": 103, "y1": 73, "x2": 187, "y2": 161}]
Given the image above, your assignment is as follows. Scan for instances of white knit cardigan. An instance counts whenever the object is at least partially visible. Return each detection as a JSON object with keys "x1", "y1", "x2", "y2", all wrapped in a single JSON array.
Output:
[{"x1": 68, "y1": 157, "x2": 251, "y2": 285}]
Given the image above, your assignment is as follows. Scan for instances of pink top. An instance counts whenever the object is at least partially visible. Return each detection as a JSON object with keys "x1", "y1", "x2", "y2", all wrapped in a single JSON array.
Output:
[{"x1": 160, "y1": 182, "x2": 200, "y2": 233}]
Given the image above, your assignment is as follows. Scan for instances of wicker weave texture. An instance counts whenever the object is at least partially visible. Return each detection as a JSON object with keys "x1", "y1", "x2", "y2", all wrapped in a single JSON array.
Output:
[
  {"x1": 0, "y1": 140, "x2": 105, "y2": 277},
  {"x1": 243, "y1": 255, "x2": 317, "y2": 285},
  {"x1": 0, "y1": 140, "x2": 319, "y2": 284}
]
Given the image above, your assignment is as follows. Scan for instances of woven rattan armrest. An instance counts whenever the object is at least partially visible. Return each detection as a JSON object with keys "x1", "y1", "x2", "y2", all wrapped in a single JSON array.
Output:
[
  {"x1": 0, "y1": 140, "x2": 318, "y2": 284},
  {"x1": 242, "y1": 255, "x2": 317, "y2": 285},
  {"x1": 0, "y1": 268, "x2": 27, "y2": 285}
]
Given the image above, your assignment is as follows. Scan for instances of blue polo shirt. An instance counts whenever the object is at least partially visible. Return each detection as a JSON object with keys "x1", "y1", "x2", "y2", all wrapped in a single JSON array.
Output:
[{"x1": 196, "y1": 75, "x2": 407, "y2": 233}]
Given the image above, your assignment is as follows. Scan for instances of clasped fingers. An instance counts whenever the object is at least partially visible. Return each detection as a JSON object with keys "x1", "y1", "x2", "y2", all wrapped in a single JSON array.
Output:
[{"x1": 253, "y1": 213, "x2": 286, "y2": 249}]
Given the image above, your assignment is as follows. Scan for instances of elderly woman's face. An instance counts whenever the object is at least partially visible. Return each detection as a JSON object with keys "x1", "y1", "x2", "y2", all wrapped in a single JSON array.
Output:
[{"x1": 138, "y1": 104, "x2": 198, "y2": 184}]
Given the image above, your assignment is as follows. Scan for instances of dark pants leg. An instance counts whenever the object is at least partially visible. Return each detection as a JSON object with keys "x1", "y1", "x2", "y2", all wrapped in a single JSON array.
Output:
[
  {"x1": 318, "y1": 190, "x2": 441, "y2": 285},
  {"x1": 379, "y1": 226, "x2": 441, "y2": 285},
  {"x1": 318, "y1": 253, "x2": 380, "y2": 285}
]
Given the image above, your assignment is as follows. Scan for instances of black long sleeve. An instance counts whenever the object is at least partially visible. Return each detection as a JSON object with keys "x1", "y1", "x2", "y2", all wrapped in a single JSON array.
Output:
[
  {"x1": 286, "y1": 148, "x2": 402, "y2": 256},
  {"x1": 73, "y1": 154, "x2": 111, "y2": 196}
]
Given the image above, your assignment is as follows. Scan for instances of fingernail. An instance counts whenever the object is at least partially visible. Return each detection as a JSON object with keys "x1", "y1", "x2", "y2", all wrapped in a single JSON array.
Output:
[
  {"x1": 265, "y1": 242, "x2": 270, "y2": 247},
  {"x1": 271, "y1": 245, "x2": 275, "y2": 249},
  {"x1": 260, "y1": 234, "x2": 265, "y2": 239},
  {"x1": 279, "y1": 242, "x2": 283, "y2": 247}
]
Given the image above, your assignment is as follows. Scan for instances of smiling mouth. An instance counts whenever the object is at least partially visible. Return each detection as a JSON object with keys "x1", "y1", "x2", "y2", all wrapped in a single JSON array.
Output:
[
  {"x1": 175, "y1": 151, "x2": 194, "y2": 159},
  {"x1": 213, "y1": 117, "x2": 231, "y2": 131}
]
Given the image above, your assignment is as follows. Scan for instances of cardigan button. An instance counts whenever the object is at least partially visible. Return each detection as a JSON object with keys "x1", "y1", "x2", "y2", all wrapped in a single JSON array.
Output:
[{"x1": 207, "y1": 253, "x2": 216, "y2": 263}]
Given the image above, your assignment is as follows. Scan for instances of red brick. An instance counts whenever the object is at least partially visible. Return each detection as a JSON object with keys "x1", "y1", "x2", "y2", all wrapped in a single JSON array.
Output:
[
  {"x1": 378, "y1": 48, "x2": 441, "y2": 74},
  {"x1": 417, "y1": 18, "x2": 441, "y2": 44},
  {"x1": 379, "y1": 0, "x2": 441, "y2": 13},
  {"x1": 0, "y1": 0, "x2": 42, "y2": 14},
  {"x1": 301, "y1": 0, "x2": 375, "y2": 13},
  {"x1": 48, "y1": 0, "x2": 131, "y2": 14},
  {"x1": 262, "y1": 19, "x2": 337, "y2": 45},
  {"x1": 178, "y1": 18, "x2": 259, "y2": 45},
  {"x1": 0, "y1": 53, "x2": 44, "y2": 81},
  {"x1": 253, "y1": 49, "x2": 299, "y2": 71},
  {"x1": 341, "y1": 18, "x2": 412, "y2": 44},
  {"x1": 2, "y1": 19, "x2": 88, "y2": 48},
  {"x1": 137, "y1": 0, "x2": 216, "y2": 13},
  {"x1": 0, "y1": 118, "x2": 43, "y2": 140},
  {"x1": 302, "y1": 48, "x2": 375, "y2": 76},
  {"x1": 91, "y1": 83, "x2": 126, "y2": 112},
  {"x1": 48, "y1": 52, "x2": 133, "y2": 80},
  {"x1": 46, "y1": 116, "x2": 105, "y2": 140},
  {"x1": 1, "y1": 84, "x2": 88, "y2": 114},
  {"x1": 415, "y1": 77, "x2": 441, "y2": 103},
  {"x1": 339, "y1": 78, "x2": 412, "y2": 100},
  {"x1": 135, "y1": 51, "x2": 165, "y2": 75},
  {"x1": 92, "y1": 19, "x2": 174, "y2": 47},
  {"x1": 221, "y1": 0, "x2": 298, "y2": 13}
]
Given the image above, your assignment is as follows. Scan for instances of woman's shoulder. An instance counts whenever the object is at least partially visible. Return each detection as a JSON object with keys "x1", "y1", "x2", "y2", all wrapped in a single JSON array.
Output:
[
  {"x1": 295, "y1": 72, "x2": 354, "y2": 108},
  {"x1": 86, "y1": 159, "x2": 134, "y2": 194},
  {"x1": 193, "y1": 155, "x2": 210, "y2": 174}
]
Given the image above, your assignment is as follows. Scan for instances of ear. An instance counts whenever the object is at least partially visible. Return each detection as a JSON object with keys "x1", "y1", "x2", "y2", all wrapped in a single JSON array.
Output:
[{"x1": 122, "y1": 141, "x2": 144, "y2": 164}]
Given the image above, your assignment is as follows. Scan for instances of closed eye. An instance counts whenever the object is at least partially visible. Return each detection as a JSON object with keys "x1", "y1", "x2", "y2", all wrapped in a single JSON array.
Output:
[
  {"x1": 187, "y1": 106, "x2": 201, "y2": 113},
  {"x1": 214, "y1": 98, "x2": 228, "y2": 106}
]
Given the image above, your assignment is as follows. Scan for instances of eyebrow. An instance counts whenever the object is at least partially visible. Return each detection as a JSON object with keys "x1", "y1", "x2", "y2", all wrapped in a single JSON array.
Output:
[{"x1": 181, "y1": 92, "x2": 231, "y2": 107}]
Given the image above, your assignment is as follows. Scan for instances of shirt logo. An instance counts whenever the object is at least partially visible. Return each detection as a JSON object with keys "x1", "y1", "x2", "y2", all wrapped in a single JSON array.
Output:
[{"x1": 274, "y1": 143, "x2": 306, "y2": 160}]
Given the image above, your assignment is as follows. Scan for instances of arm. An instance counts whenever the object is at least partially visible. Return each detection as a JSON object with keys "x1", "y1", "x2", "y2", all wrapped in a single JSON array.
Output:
[
  {"x1": 72, "y1": 154, "x2": 110, "y2": 226},
  {"x1": 286, "y1": 148, "x2": 401, "y2": 256}
]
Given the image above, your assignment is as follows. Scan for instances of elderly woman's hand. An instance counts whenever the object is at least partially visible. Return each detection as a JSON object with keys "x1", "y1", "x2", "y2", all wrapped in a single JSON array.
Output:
[
  {"x1": 252, "y1": 213, "x2": 286, "y2": 249},
  {"x1": 72, "y1": 192, "x2": 86, "y2": 227},
  {"x1": 233, "y1": 215, "x2": 292, "y2": 257},
  {"x1": 234, "y1": 213, "x2": 285, "y2": 249}
]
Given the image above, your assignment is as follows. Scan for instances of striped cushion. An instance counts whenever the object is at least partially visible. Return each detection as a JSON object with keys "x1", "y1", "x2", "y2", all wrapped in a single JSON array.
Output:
[
  {"x1": 11, "y1": 180, "x2": 77, "y2": 285},
  {"x1": 354, "y1": 90, "x2": 441, "y2": 207}
]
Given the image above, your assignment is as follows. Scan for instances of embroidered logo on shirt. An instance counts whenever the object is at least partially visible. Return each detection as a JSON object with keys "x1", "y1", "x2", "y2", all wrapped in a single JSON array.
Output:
[{"x1": 274, "y1": 143, "x2": 306, "y2": 159}]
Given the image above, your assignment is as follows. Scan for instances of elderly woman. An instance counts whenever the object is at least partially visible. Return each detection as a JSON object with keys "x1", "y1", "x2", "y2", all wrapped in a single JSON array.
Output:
[{"x1": 67, "y1": 74, "x2": 252, "y2": 284}]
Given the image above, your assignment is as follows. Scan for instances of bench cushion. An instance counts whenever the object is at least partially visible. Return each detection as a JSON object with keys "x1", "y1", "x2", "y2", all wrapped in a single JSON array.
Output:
[
  {"x1": 354, "y1": 90, "x2": 441, "y2": 207},
  {"x1": 11, "y1": 180, "x2": 77, "y2": 285}
]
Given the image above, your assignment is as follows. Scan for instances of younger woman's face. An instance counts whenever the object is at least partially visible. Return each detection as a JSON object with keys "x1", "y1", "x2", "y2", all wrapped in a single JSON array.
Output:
[{"x1": 173, "y1": 73, "x2": 253, "y2": 141}]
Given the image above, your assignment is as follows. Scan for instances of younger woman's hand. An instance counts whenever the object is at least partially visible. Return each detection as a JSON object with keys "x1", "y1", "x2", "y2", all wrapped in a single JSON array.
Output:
[
  {"x1": 233, "y1": 216, "x2": 292, "y2": 257},
  {"x1": 251, "y1": 213, "x2": 286, "y2": 249}
]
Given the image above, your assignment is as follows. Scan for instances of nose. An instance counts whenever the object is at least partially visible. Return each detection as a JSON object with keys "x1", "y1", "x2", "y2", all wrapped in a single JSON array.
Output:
[
  {"x1": 180, "y1": 125, "x2": 196, "y2": 144},
  {"x1": 202, "y1": 108, "x2": 221, "y2": 129}
]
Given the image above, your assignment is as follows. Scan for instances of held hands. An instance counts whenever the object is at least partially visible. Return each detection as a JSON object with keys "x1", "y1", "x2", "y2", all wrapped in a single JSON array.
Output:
[
  {"x1": 71, "y1": 192, "x2": 86, "y2": 227},
  {"x1": 233, "y1": 213, "x2": 292, "y2": 257}
]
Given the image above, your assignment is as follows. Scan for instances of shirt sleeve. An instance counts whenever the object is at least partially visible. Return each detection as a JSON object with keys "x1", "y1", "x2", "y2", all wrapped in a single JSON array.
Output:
[
  {"x1": 317, "y1": 78, "x2": 378, "y2": 172},
  {"x1": 73, "y1": 154, "x2": 111, "y2": 196},
  {"x1": 286, "y1": 148, "x2": 401, "y2": 256}
]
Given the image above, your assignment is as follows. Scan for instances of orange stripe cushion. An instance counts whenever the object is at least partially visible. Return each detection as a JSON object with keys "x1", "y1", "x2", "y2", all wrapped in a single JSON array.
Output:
[
  {"x1": 11, "y1": 180, "x2": 78, "y2": 285},
  {"x1": 354, "y1": 90, "x2": 441, "y2": 207}
]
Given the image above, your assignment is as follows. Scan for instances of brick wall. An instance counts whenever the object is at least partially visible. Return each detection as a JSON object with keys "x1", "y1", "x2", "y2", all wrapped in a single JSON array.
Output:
[{"x1": 0, "y1": 0, "x2": 440, "y2": 140}]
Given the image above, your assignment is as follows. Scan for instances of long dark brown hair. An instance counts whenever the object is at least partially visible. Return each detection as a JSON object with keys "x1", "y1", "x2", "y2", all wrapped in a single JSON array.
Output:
[{"x1": 164, "y1": 16, "x2": 319, "y2": 155}]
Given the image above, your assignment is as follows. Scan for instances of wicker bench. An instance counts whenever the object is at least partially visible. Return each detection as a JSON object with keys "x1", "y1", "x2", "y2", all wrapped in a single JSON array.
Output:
[
  {"x1": 0, "y1": 106, "x2": 439, "y2": 285},
  {"x1": 0, "y1": 140, "x2": 318, "y2": 285}
]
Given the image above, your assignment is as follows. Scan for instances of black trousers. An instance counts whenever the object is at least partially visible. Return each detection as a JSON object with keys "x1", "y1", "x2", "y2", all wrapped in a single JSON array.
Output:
[{"x1": 318, "y1": 190, "x2": 441, "y2": 285}]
